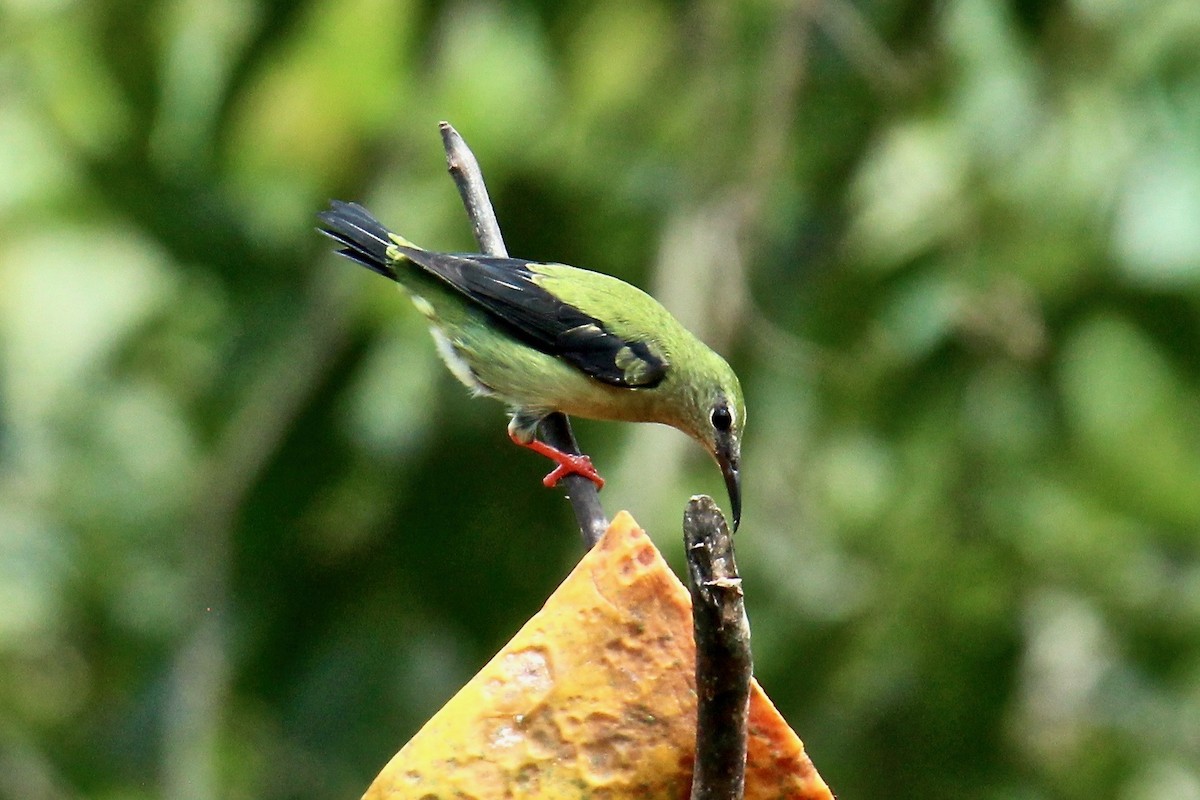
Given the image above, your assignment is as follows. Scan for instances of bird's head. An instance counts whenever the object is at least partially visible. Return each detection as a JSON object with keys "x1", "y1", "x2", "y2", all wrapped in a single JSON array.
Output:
[{"x1": 677, "y1": 355, "x2": 745, "y2": 531}]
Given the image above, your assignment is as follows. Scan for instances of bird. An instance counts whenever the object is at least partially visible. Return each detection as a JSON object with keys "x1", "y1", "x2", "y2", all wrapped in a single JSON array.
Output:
[{"x1": 317, "y1": 200, "x2": 745, "y2": 529}]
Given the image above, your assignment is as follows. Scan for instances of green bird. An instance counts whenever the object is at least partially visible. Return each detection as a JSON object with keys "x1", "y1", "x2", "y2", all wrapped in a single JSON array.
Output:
[{"x1": 318, "y1": 201, "x2": 744, "y2": 529}]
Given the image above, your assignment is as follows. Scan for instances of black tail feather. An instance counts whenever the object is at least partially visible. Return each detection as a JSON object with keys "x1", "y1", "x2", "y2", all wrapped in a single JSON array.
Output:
[{"x1": 317, "y1": 201, "x2": 398, "y2": 280}]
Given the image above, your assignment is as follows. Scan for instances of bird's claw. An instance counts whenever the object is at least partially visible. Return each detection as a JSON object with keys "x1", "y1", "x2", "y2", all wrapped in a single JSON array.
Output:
[
  {"x1": 542, "y1": 454, "x2": 605, "y2": 490},
  {"x1": 509, "y1": 430, "x2": 605, "y2": 490}
]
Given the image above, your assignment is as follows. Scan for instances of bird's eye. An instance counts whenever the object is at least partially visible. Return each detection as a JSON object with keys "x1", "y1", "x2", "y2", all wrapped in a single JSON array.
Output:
[{"x1": 711, "y1": 405, "x2": 733, "y2": 432}]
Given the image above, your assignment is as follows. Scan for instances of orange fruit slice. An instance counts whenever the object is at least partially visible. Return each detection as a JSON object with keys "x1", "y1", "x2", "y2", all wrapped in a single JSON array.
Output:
[{"x1": 364, "y1": 511, "x2": 833, "y2": 800}]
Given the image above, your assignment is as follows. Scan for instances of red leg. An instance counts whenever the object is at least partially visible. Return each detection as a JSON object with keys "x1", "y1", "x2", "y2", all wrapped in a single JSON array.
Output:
[{"x1": 508, "y1": 431, "x2": 605, "y2": 489}]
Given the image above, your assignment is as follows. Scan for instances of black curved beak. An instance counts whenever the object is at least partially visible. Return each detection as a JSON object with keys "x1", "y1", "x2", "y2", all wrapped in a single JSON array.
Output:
[{"x1": 717, "y1": 448, "x2": 741, "y2": 532}]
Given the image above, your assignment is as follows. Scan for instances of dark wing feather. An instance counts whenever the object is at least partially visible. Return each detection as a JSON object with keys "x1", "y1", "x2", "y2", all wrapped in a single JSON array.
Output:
[
  {"x1": 317, "y1": 201, "x2": 667, "y2": 388},
  {"x1": 398, "y1": 248, "x2": 668, "y2": 388},
  {"x1": 316, "y1": 201, "x2": 398, "y2": 280}
]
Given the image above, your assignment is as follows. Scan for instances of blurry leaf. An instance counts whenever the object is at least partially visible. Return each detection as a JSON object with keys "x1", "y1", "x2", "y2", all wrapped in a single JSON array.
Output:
[
  {"x1": 0, "y1": 507, "x2": 69, "y2": 645},
  {"x1": 1013, "y1": 590, "x2": 1114, "y2": 766},
  {"x1": 70, "y1": 380, "x2": 199, "y2": 527},
  {"x1": 1007, "y1": 83, "x2": 1134, "y2": 225},
  {"x1": 1124, "y1": 761, "x2": 1200, "y2": 800},
  {"x1": 434, "y1": 4, "x2": 558, "y2": 164},
  {"x1": 816, "y1": 429, "x2": 897, "y2": 528},
  {"x1": 846, "y1": 121, "x2": 969, "y2": 270},
  {"x1": 565, "y1": 0, "x2": 671, "y2": 124},
  {"x1": 1003, "y1": 476, "x2": 1155, "y2": 587},
  {"x1": 225, "y1": 0, "x2": 418, "y2": 232},
  {"x1": 943, "y1": 0, "x2": 1039, "y2": 162},
  {"x1": 341, "y1": 322, "x2": 440, "y2": 459},
  {"x1": 22, "y1": 15, "x2": 133, "y2": 155},
  {"x1": 1113, "y1": 0, "x2": 1200, "y2": 80},
  {"x1": 962, "y1": 363, "x2": 1052, "y2": 459},
  {"x1": 1113, "y1": 147, "x2": 1200, "y2": 287},
  {"x1": 150, "y1": 0, "x2": 260, "y2": 175},
  {"x1": 0, "y1": 102, "x2": 80, "y2": 212},
  {"x1": 876, "y1": 272, "x2": 964, "y2": 362},
  {"x1": 1059, "y1": 314, "x2": 1200, "y2": 527},
  {"x1": 0, "y1": 225, "x2": 173, "y2": 428}
]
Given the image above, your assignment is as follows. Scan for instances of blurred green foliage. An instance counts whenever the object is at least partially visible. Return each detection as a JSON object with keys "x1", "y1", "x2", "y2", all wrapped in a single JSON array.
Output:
[{"x1": 2, "y1": 0, "x2": 1199, "y2": 798}]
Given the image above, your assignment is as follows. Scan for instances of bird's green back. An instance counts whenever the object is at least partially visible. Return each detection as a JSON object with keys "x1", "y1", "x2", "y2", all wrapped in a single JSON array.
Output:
[{"x1": 529, "y1": 262, "x2": 744, "y2": 442}]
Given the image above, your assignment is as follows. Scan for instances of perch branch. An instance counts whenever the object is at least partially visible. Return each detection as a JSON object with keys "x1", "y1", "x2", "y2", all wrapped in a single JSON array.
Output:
[
  {"x1": 685, "y1": 495, "x2": 751, "y2": 800},
  {"x1": 439, "y1": 122, "x2": 610, "y2": 549}
]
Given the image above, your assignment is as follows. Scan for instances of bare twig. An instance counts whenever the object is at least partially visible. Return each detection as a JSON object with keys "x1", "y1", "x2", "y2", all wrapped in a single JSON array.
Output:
[
  {"x1": 534, "y1": 412, "x2": 609, "y2": 548},
  {"x1": 685, "y1": 495, "x2": 751, "y2": 800},
  {"x1": 439, "y1": 122, "x2": 508, "y2": 258},
  {"x1": 439, "y1": 122, "x2": 609, "y2": 548}
]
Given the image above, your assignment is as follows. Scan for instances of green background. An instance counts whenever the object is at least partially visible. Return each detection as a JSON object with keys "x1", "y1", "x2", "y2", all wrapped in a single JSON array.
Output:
[{"x1": 2, "y1": 0, "x2": 1199, "y2": 798}]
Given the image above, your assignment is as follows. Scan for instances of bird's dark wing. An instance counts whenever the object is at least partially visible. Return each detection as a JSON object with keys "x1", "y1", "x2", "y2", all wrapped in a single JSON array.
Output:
[
  {"x1": 317, "y1": 201, "x2": 668, "y2": 388},
  {"x1": 398, "y1": 247, "x2": 669, "y2": 389}
]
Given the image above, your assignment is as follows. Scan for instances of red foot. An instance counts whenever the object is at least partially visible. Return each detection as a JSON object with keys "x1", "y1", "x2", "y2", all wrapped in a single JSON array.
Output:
[{"x1": 509, "y1": 432, "x2": 605, "y2": 490}]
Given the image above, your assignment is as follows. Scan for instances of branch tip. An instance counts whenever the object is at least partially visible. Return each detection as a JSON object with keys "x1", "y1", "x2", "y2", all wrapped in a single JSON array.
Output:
[
  {"x1": 438, "y1": 122, "x2": 607, "y2": 548},
  {"x1": 684, "y1": 494, "x2": 750, "y2": 800}
]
